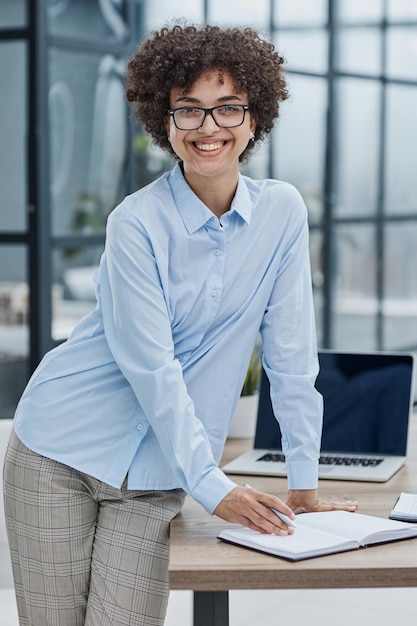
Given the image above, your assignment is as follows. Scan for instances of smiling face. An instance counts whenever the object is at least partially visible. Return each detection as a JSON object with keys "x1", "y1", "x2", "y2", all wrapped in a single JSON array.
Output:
[{"x1": 166, "y1": 70, "x2": 255, "y2": 190}]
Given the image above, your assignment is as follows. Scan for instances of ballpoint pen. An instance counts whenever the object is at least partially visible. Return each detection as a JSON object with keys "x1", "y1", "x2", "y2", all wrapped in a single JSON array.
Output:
[{"x1": 242, "y1": 483, "x2": 297, "y2": 528}]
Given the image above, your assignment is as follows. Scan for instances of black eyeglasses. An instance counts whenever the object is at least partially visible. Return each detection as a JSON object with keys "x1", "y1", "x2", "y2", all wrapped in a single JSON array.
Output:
[{"x1": 168, "y1": 104, "x2": 250, "y2": 130}]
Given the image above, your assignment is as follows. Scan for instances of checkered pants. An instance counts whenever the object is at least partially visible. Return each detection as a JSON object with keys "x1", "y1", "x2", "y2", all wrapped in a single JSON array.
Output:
[{"x1": 3, "y1": 429, "x2": 186, "y2": 625}]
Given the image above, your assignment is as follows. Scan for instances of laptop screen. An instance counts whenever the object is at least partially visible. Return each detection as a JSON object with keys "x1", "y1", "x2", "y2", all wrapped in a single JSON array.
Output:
[{"x1": 254, "y1": 351, "x2": 415, "y2": 456}]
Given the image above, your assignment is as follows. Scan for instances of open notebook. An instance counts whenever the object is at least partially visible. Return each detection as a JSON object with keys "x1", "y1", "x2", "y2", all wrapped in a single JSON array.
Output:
[
  {"x1": 223, "y1": 350, "x2": 416, "y2": 482},
  {"x1": 218, "y1": 510, "x2": 417, "y2": 561}
]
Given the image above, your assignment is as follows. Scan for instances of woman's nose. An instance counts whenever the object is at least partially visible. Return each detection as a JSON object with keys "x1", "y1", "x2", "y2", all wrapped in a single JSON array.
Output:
[{"x1": 198, "y1": 111, "x2": 220, "y2": 133}]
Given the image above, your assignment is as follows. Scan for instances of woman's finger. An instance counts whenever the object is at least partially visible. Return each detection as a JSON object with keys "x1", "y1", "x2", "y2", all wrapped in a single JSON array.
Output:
[{"x1": 315, "y1": 499, "x2": 359, "y2": 512}]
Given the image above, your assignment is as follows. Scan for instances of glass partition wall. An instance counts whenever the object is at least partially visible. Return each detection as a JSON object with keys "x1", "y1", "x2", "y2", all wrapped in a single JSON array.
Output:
[
  {"x1": 1, "y1": 0, "x2": 417, "y2": 417},
  {"x1": 0, "y1": 0, "x2": 29, "y2": 417},
  {"x1": 271, "y1": 0, "x2": 417, "y2": 353},
  {"x1": 0, "y1": 0, "x2": 142, "y2": 417}
]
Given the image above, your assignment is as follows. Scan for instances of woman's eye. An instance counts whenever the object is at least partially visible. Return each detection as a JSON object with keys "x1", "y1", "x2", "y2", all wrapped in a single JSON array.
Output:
[
  {"x1": 219, "y1": 105, "x2": 239, "y2": 114},
  {"x1": 180, "y1": 107, "x2": 200, "y2": 116}
]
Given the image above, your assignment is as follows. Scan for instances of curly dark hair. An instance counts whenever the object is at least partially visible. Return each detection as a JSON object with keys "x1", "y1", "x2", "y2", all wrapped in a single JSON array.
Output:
[{"x1": 125, "y1": 24, "x2": 288, "y2": 162}]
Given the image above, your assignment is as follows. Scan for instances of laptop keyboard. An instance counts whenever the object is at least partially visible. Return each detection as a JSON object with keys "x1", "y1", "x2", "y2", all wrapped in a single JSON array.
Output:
[{"x1": 257, "y1": 452, "x2": 384, "y2": 467}]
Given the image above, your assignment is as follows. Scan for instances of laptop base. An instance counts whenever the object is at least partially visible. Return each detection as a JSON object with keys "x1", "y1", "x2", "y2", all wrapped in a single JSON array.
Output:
[{"x1": 222, "y1": 448, "x2": 406, "y2": 483}]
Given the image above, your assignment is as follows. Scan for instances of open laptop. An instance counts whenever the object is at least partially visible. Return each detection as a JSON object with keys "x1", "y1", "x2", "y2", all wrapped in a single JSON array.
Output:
[{"x1": 222, "y1": 350, "x2": 416, "y2": 482}]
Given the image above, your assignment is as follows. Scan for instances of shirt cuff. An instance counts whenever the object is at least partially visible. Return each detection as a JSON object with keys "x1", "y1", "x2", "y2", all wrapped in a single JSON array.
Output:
[
  {"x1": 190, "y1": 466, "x2": 238, "y2": 514},
  {"x1": 286, "y1": 459, "x2": 319, "y2": 490}
]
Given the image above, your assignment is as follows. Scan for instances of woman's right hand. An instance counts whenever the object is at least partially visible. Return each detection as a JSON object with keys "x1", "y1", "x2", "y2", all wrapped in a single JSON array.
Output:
[{"x1": 213, "y1": 485, "x2": 296, "y2": 535}]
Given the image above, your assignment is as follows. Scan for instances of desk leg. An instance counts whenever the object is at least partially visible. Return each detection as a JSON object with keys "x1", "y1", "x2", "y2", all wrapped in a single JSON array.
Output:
[{"x1": 193, "y1": 591, "x2": 229, "y2": 626}]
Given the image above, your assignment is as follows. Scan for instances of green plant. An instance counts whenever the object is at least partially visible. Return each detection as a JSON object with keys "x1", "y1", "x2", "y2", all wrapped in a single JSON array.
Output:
[
  {"x1": 241, "y1": 349, "x2": 262, "y2": 396},
  {"x1": 71, "y1": 192, "x2": 104, "y2": 233},
  {"x1": 62, "y1": 192, "x2": 105, "y2": 259}
]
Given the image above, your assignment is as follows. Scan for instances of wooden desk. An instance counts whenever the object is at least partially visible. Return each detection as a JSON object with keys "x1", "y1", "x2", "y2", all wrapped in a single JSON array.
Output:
[{"x1": 169, "y1": 419, "x2": 417, "y2": 626}]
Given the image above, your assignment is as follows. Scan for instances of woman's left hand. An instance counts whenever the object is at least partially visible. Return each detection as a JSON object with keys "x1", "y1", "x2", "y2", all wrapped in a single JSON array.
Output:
[{"x1": 286, "y1": 489, "x2": 358, "y2": 514}]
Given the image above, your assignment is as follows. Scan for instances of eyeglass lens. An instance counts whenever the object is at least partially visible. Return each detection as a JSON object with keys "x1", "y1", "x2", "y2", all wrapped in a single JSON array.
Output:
[{"x1": 173, "y1": 105, "x2": 247, "y2": 129}]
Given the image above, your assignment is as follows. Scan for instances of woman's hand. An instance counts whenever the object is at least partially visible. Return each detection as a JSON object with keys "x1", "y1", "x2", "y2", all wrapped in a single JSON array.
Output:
[
  {"x1": 286, "y1": 489, "x2": 359, "y2": 514},
  {"x1": 213, "y1": 485, "x2": 296, "y2": 535}
]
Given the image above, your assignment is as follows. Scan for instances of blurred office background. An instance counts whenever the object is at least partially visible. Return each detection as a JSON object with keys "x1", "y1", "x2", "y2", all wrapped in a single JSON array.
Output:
[{"x1": 1, "y1": 0, "x2": 417, "y2": 417}]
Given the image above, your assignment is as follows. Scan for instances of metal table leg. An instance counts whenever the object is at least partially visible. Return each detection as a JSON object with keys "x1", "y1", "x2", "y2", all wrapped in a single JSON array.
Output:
[{"x1": 193, "y1": 591, "x2": 229, "y2": 626}]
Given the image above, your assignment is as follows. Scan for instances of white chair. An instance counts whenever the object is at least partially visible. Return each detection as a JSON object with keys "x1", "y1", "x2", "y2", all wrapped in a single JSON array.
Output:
[{"x1": 0, "y1": 419, "x2": 19, "y2": 625}]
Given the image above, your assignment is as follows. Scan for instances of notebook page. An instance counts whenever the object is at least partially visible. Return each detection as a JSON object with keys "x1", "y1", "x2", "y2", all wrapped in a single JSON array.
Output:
[
  {"x1": 392, "y1": 493, "x2": 417, "y2": 516},
  {"x1": 218, "y1": 524, "x2": 356, "y2": 558},
  {"x1": 296, "y1": 510, "x2": 414, "y2": 544}
]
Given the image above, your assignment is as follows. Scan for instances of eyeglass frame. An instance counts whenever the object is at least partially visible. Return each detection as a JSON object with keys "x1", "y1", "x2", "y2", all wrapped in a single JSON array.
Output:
[{"x1": 167, "y1": 104, "x2": 250, "y2": 130}]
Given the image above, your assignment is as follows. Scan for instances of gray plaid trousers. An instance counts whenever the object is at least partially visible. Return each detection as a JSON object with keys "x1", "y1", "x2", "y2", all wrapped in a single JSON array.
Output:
[{"x1": 3, "y1": 429, "x2": 186, "y2": 626}]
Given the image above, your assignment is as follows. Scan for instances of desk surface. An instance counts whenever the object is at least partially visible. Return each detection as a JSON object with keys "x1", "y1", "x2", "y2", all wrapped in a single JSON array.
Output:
[{"x1": 169, "y1": 418, "x2": 417, "y2": 591}]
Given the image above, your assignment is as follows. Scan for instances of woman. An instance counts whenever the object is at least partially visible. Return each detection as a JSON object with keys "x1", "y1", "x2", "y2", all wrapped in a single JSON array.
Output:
[{"x1": 3, "y1": 24, "x2": 357, "y2": 626}]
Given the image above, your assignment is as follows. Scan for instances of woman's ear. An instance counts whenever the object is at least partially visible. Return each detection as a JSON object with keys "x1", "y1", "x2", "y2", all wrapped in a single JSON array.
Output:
[{"x1": 250, "y1": 115, "x2": 257, "y2": 136}]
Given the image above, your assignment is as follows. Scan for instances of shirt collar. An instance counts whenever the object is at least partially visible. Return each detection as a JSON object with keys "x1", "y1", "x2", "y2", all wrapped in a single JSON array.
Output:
[{"x1": 168, "y1": 163, "x2": 252, "y2": 234}]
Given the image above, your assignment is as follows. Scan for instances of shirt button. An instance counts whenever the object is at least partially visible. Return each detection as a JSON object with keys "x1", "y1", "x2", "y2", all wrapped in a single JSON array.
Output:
[
  {"x1": 214, "y1": 249, "x2": 221, "y2": 256},
  {"x1": 137, "y1": 424, "x2": 144, "y2": 431},
  {"x1": 211, "y1": 289, "x2": 217, "y2": 297}
]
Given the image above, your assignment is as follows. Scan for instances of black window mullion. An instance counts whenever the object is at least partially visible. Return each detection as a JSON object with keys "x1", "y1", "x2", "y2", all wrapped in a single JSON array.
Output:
[
  {"x1": 27, "y1": 0, "x2": 53, "y2": 371},
  {"x1": 375, "y1": 6, "x2": 389, "y2": 349},
  {"x1": 0, "y1": 27, "x2": 28, "y2": 40},
  {"x1": 322, "y1": 0, "x2": 337, "y2": 348}
]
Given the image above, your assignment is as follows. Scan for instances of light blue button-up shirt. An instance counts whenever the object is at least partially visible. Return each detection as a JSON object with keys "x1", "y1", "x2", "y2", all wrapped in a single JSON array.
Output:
[{"x1": 14, "y1": 164, "x2": 322, "y2": 514}]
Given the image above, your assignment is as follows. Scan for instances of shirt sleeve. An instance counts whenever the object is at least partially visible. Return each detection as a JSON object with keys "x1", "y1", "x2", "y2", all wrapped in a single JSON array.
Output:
[
  {"x1": 260, "y1": 191, "x2": 322, "y2": 490},
  {"x1": 100, "y1": 204, "x2": 237, "y2": 513}
]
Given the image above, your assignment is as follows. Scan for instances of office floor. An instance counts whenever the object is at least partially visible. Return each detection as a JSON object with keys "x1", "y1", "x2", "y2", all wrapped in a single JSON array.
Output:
[
  {"x1": 165, "y1": 588, "x2": 416, "y2": 626},
  {"x1": 2, "y1": 587, "x2": 416, "y2": 626}
]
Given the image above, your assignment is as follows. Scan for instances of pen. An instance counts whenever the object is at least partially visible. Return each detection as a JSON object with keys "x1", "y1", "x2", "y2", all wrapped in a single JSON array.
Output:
[{"x1": 242, "y1": 483, "x2": 297, "y2": 528}]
